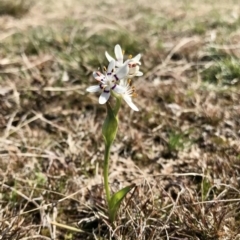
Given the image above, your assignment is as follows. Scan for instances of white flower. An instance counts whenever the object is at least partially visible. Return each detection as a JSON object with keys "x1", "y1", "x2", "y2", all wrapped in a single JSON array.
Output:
[
  {"x1": 105, "y1": 44, "x2": 143, "y2": 78},
  {"x1": 128, "y1": 55, "x2": 143, "y2": 77},
  {"x1": 87, "y1": 45, "x2": 143, "y2": 111},
  {"x1": 119, "y1": 79, "x2": 139, "y2": 111},
  {"x1": 86, "y1": 60, "x2": 129, "y2": 104},
  {"x1": 105, "y1": 44, "x2": 124, "y2": 68}
]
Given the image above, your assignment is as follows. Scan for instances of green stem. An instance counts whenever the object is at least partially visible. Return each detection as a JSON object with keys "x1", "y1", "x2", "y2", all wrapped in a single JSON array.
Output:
[
  {"x1": 104, "y1": 143, "x2": 111, "y2": 204},
  {"x1": 111, "y1": 91, "x2": 122, "y2": 116},
  {"x1": 102, "y1": 100, "x2": 121, "y2": 217}
]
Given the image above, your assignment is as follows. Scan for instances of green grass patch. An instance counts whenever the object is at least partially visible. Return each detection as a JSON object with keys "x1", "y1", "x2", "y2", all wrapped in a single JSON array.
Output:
[
  {"x1": 168, "y1": 130, "x2": 193, "y2": 151},
  {"x1": 202, "y1": 56, "x2": 240, "y2": 85}
]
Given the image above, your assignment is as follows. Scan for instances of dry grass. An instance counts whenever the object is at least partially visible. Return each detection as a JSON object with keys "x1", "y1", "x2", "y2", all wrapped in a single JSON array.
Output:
[{"x1": 0, "y1": 0, "x2": 240, "y2": 239}]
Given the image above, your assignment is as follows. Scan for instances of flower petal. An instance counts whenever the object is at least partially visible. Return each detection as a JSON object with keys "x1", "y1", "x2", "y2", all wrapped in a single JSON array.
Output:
[
  {"x1": 107, "y1": 60, "x2": 115, "y2": 74},
  {"x1": 105, "y1": 51, "x2": 115, "y2": 62},
  {"x1": 113, "y1": 85, "x2": 125, "y2": 94},
  {"x1": 99, "y1": 91, "x2": 110, "y2": 104},
  {"x1": 86, "y1": 85, "x2": 101, "y2": 92},
  {"x1": 114, "y1": 44, "x2": 123, "y2": 66},
  {"x1": 115, "y1": 63, "x2": 129, "y2": 80},
  {"x1": 136, "y1": 71, "x2": 143, "y2": 76},
  {"x1": 119, "y1": 78, "x2": 127, "y2": 86},
  {"x1": 123, "y1": 95, "x2": 139, "y2": 111},
  {"x1": 131, "y1": 53, "x2": 141, "y2": 64},
  {"x1": 93, "y1": 71, "x2": 105, "y2": 81}
]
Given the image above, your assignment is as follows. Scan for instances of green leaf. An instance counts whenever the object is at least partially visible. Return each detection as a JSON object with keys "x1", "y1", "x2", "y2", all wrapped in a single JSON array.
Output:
[
  {"x1": 201, "y1": 175, "x2": 212, "y2": 201},
  {"x1": 102, "y1": 102, "x2": 118, "y2": 146},
  {"x1": 108, "y1": 184, "x2": 135, "y2": 223}
]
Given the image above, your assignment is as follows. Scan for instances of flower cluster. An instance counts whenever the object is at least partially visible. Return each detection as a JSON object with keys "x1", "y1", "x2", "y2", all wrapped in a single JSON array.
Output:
[{"x1": 86, "y1": 44, "x2": 143, "y2": 111}]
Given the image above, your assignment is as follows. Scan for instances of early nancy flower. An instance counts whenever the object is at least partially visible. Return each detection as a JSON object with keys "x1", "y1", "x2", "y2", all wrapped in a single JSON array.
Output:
[
  {"x1": 105, "y1": 44, "x2": 124, "y2": 68},
  {"x1": 119, "y1": 79, "x2": 139, "y2": 111},
  {"x1": 87, "y1": 44, "x2": 143, "y2": 111},
  {"x1": 105, "y1": 44, "x2": 143, "y2": 78},
  {"x1": 128, "y1": 55, "x2": 143, "y2": 77},
  {"x1": 86, "y1": 60, "x2": 129, "y2": 104},
  {"x1": 86, "y1": 43, "x2": 144, "y2": 224}
]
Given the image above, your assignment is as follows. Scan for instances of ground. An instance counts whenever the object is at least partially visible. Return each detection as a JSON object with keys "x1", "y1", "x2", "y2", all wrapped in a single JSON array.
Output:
[{"x1": 0, "y1": 0, "x2": 240, "y2": 239}]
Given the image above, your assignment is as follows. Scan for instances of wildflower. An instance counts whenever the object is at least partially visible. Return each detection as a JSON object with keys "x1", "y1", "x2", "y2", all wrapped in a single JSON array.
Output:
[
  {"x1": 86, "y1": 60, "x2": 129, "y2": 104},
  {"x1": 128, "y1": 55, "x2": 143, "y2": 77},
  {"x1": 105, "y1": 44, "x2": 124, "y2": 68},
  {"x1": 119, "y1": 79, "x2": 139, "y2": 111},
  {"x1": 105, "y1": 44, "x2": 143, "y2": 78}
]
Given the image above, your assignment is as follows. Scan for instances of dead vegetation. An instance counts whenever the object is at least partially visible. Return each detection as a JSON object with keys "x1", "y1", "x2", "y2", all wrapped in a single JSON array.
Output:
[{"x1": 0, "y1": 0, "x2": 240, "y2": 239}]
